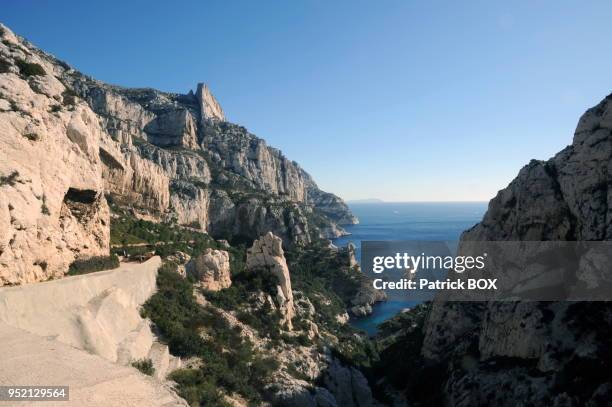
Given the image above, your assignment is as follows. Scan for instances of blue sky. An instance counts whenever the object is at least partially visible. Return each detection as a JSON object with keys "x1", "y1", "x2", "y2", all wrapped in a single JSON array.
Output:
[{"x1": 3, "y1": 1, "x2": 612, "y2": 201}]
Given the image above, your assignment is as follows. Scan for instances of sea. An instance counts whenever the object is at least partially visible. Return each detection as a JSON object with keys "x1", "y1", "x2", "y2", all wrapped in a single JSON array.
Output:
[{"x1": 332, "y1": 202, "x2": 487, "y2": 335}]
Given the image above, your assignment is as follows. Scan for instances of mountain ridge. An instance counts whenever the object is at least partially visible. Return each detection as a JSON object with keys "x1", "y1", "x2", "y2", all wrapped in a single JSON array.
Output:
[{"x1": 0, "y1": 22, "x2": 356, "y2": 285}]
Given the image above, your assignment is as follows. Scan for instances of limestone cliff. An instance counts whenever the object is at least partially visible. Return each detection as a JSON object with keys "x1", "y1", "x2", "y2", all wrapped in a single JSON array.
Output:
[
  {"x1": 0, "y1": 27, "x2": 109, "y2": 284},
  {"x1": 0, "y1": 23, "x2": 356, "y2": 284},
  {"x1": 417, "y1": 93, "x2": 612, "y2": 406}
]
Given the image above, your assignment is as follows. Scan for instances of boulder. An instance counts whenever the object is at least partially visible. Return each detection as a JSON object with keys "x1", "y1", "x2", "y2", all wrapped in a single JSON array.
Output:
[{"x1": 186, "y1": 248, "x2": 231, "y2": 291}]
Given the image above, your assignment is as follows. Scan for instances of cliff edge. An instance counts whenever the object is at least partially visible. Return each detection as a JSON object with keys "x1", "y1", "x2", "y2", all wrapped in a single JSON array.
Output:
[{"x1": 0, "y1": 22, "x2": 356, "y2": 285}]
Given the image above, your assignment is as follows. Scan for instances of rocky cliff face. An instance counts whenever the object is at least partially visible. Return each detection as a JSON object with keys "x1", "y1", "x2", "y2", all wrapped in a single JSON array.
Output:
[
  {"x1": 0, "y1": 23, "x2": 356, "y2": 285},
  {"x1": 0, "y1": 27, "x2": 110, "y2": 284},
  {"x1": 418, "y1": 93, "x2": 612, "y2": 406},
  {"x1": 246, "y1": 232, "x2": 295, "y2": 330}
]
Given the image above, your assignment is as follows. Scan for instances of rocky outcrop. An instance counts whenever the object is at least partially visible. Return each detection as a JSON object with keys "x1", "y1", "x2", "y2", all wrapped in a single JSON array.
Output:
[
  {"x1": 0, "y1": 30, "x2": 110, "y2": 284},
  {"x1": 269, "y1": 354, "x2": 379, "y2": 407},
  {"x1": 101, "y1": 147, "x2": 171, "y2": 214},
  {"x1": 322, "y1": 357, "x2": 378, "y2": 407},
  {"x1": 196, "y1": 82, "x2": 225, "y2": 122},
  {"x1": 202, "y1": 121, "x2": 308, "y2": 200},
  {"x1": 349, "y1": 285, "x2": 387, "y2": 317},
  {"x1": 348, "y1": 242, "x2": 358, "y2": 268},
  {"x1": 136, "y1": 142, "x2": 211, "y2": 182},
  {"x1": 306, "y1": 182, "x2": 359, "y2": 225},
  {"x1": 170, "y1": 181, "x2": 209, "y2": 229},
  {"x1": 0, "y1": 21, "x2": 356, "y2": 286},
  {"x1": 207, "y1": 192, "x2": 314, "y2": 246},
  {"x1": 144, "y1": 109, "x2": 198, "y2": 149},
  {"x1": 246, "y1": 232, "x2": 295, "y2": 330},
  {"x1": 418, "y1": 93, "x2": 612, "y2": 406},
  {"x1": 186, "y1": 248, "x2": 231, "y2": 291}
]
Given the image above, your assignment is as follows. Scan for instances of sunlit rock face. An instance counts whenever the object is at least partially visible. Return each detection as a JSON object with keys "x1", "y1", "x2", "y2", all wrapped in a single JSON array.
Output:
[
  {"x1": 246, "y1": 232, "x2": 295, "y2": 330},
  {"x1": 0, "y1": 22, "x2": 357, "y2": 285},
  {"x1": 187, "y1": 248, "x2": 231, "y2": 291},
  {"x1": 195, "y1": 82, "x2": 225, "y2": 122},
  {"x1": 0, "y1": 26, "x2": 109, "y2": 284}
]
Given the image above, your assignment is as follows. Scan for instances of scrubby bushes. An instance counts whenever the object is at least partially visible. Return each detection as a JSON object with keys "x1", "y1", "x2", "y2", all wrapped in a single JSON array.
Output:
[
  {"x1": 142, "y1": 263, "x2": 278, "y2": 405},
  {"x1": 62, "y1": 88, "x2": 77, "y2": 106},
  {"x1": 131, "y1": 358, "x2": 155, "y2": 376},
  {"x1": 206, "y1": 262, "x2": 285, "y2": 339},
  {"x1": 67, "y1": 254, "x2": 120, "y2": 276},
  {"x1": 0, "y1": 171, "x2": 19, "y2": 186},
  {"x1": 285, "y1": 243, "x2": 359, "y2": 328},
  {"x1": 109, "y1": 205, "x2": 218, "y2": 258},
  {"x1": 15, "y1": 58, "x2": 45, "y2": 77}
]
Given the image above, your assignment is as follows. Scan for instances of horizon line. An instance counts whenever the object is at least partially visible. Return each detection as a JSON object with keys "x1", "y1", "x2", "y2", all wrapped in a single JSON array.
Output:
[{"x1": 345, "y1": 200, "x2": 489, "y2": 203}]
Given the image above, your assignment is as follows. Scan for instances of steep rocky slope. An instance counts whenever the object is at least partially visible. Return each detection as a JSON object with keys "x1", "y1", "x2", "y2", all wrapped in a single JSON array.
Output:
[
  {"x1": 0, "y1": 23, "x2": 385, "y2": 407},
  {"x1": 376, "y1": 93, "x2": 612, "y2": 406},
  {"x1": 0, "y1": 23, "x2": 356, "y2": 285},
  {"x1": 133, "y1": 227, "x2": 383, "y2": 406},
  {"x1": 425, "y1": 94, "x2": 612, "y2": 406}
]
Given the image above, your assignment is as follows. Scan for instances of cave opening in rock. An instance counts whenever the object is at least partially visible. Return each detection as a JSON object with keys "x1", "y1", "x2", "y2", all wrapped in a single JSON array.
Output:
[{"x1": 64, "y1": 188, "x2": 98, "y2": 204}]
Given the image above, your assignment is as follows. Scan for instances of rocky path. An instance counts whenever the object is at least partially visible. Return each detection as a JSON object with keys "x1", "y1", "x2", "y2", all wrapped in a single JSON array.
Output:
[
  {"x1": 0, "y1": 323, "x2": 187, "y2": 407},
  {"x1": 110, "y1": 240, "x2": 196, "y2": 249},
  {"x1": 0, "y1": 257, "x2": 186, "y2": 406}
]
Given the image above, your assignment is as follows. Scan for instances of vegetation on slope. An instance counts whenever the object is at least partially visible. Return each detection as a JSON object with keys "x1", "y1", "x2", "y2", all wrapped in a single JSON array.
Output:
[
  {"x1": 131, "y1": 358, "x2": 155, "y2": 376},
  {"x1": 109, "y1": 202, "x2": 219, "y2": 258},
  {"x1": 370, "y1": 302, "x2": 448, "y2": 406},
  {"x1": 142, "y1": 263, "x2": 278, "y2": 406},
  {"x1": 67, "y1": 254, "x2": 120, "y2": 276},
  {"x1": 109, "y1": 204, "x2": 380, "y2": 405}
]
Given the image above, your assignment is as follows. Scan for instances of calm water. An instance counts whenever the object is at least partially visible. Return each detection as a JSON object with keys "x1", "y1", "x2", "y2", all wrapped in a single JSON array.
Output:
[{"x1": 333, "y1": 202, "x2": 487, "y2": 335}]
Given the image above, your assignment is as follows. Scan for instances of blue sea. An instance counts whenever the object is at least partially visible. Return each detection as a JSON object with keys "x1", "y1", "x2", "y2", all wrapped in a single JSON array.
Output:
[{"x1": 332, "y1": 202, "x2": 487, "y2": 335}]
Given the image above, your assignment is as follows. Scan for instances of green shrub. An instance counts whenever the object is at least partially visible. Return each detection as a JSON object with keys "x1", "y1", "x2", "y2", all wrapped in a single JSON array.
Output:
[
  {"x1": 62, "y1": 88, "x2": 77, "y2": 106},
  {"x1": 23, "y1": 133, "x2": 39, "y2": 141},
  {"x1": 131, "y1": 358, "x2": 155, "y2": 376},
  {"x1": 0, "y1": 58, "x2": 10, "y2": 74},
  {"x1": 15, "y1": 59, "x2": 45, "y2": 77},
  {"x1": 281, "y1": 333, "x2": 310, "y2": 347},
  {"x1": 0, "y1": 171, "x2": 19, "y2": 186},
  {"x1": 67, "y1": 254, "x2": 120, "y2": 276},
  {"x1": 41, "y1": 194, "x2": 50, "y2": 215},
  {"x1": 109, "y1": 205, "x2": 217, "y2": 258},
  {"x1": 143, "y1": 265, "x2": 278, "y2": 404},
  {"x1": 169, "y1": 369, "x2": 228, "y2": 406}
]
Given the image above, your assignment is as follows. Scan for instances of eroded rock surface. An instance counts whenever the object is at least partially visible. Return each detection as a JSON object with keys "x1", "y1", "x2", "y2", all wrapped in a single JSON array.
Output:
[
  {"x1": 246, "y1": 232, "x2": 295, "y2": 330},
  {"x1": 0, "y1": 257, "x2": 180, "y2": 378},
  {"x1": 0, "y1": 33, "x2": 109, "y2": 284},
  {"x1": 0, "y1": 22, "x2": 357, "y2": 285},
  {"x1": 419, "y1": 92, "x2": 612, "y2": 406},
  {"x1": 187, "y1": 248, "x2": 231, "y2": 291}
]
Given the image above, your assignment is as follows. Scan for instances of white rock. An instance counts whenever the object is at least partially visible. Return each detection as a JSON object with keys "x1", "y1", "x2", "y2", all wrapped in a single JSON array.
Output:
[
  {"x1": 196, "y1": 83, "x2": 225, "y2": 122},
  {"x1": 187, "y1": 248, "x2": 231, "y2": 291},
  {"x1": 247, "y1": 232, "x2": 295, "y2": 330}
]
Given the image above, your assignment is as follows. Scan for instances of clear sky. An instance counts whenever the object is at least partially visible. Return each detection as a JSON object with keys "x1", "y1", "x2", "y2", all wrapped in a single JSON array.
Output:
[{"x1": 3, "y1": 1, "x2": 612, "y2": 201}]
